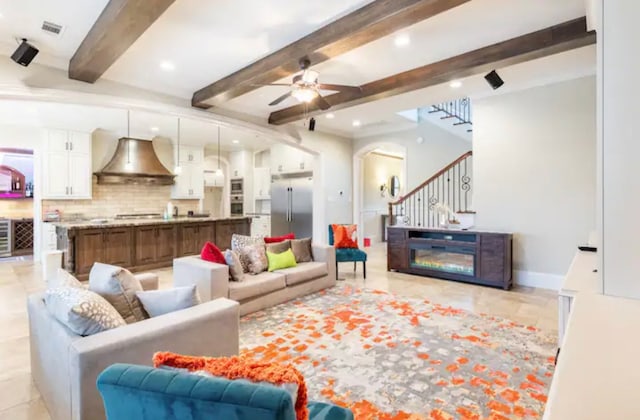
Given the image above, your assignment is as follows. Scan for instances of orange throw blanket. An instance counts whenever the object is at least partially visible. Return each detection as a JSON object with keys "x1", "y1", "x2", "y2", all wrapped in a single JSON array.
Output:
[{"x1": 153, "y1": 352, "x2": 308, "y2": 420}]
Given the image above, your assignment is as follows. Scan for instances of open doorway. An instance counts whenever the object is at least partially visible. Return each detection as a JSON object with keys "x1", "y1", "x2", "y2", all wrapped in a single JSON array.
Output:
[
  {"x1": 353, "y1": 143, "x2": 407, "y2": 247},
  {"x1": 0, "y1": 148, "x2": 35, "y2": 260}
]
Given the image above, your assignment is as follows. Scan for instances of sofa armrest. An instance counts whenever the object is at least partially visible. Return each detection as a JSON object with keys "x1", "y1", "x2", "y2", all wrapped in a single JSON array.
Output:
[
  {"x1": 313, "y1": 244, "x2": 336, "y2": 283},
  {"x1": 173, "y1": 256, "x2": 229, "y2": 301},
  {"x1": 134, "y1": 272, "x2": 159, "y2": 291},
  {"x1": 70, "y1": 298, "x2": 240, "y2": 420}
]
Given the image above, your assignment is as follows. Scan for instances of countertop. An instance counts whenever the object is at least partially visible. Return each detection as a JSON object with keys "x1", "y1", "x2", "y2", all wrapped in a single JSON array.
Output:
[
  {"x1": 560, "y1": 250, "x2": 600, "y2": 297},
  {"x1": 52, "y1": 215, "x2": 252, "y2": 229}
]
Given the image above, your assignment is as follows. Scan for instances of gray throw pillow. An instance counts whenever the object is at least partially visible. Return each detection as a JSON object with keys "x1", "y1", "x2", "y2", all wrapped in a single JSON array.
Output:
[
  {"x1": 45, "y1": 287, "x2": 126, "y2": 336},
  {"x1": 49, "y1": 268, "x2": 83, "y2": 289},
  {"x1": 231, "y1": 234, "x2": 265, "y2": 273},
  {"x1": 266, "y1": 240, "x2": 291, "y2": 254},
  {"x1": 88, "y1": 262, "x2": 145, "y2": 324},
  {"x1": 224, "y1": 249, "x2": 245, "y2": 282},
  {"x1": 291, "y1": 238, "x2": 313, "y2": 263},
  {"x1": 135, "y1": 285, "x2": 201, "y2": 318}
]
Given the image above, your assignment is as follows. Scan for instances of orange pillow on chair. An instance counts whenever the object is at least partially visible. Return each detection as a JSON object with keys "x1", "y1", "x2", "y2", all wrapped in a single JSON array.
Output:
[{"x1": 331, "y1": 224, "x2": 358, "y2": 248}]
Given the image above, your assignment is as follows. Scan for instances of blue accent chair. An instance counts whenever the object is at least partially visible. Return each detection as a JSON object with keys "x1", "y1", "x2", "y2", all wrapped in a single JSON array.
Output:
[
  {"x1": 97, "y1": 364, "x2": 354, "y2": 420},
  {"x1": 328, "y1": 225, "x2": 367, "y2": 279}
]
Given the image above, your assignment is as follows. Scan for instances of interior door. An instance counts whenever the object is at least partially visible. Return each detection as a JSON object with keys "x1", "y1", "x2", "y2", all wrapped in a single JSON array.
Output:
[
  {"x1": 270, "y1": 179, "x2": 290, "y2": 236},
  {"x1": 290, "y1": 177, "x2": 313, "y2": 238}
]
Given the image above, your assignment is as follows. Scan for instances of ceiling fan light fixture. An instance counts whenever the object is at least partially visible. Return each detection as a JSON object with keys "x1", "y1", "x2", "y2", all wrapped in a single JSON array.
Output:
[
  {"x1": 292, "y1": 86, "x2": 318, "y2": 103},
  {"x1": 301, "y1": 70, "x2": 319, "y2": 84}
]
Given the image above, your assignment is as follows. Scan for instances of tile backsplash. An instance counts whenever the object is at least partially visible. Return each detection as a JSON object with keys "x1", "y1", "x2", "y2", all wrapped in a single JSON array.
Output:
[
  {"x1": 43, "y1": 179, "x2": 200, "y2": 219},
  {"x1": 0, "y1": 199, "x2": 34, "y2": 218}
]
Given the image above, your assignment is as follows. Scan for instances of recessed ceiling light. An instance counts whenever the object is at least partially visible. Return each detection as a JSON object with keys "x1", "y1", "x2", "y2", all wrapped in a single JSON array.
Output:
[
  {"x1": 394, "y1": 34, "x2": 411, "y2": 48},
  {"x1": 352, "y1": 120, "x2": 361, "y2": 127},
  {"x1": 232, "y1": 140, "x2": 239, "y2": 144},
  {"x1": 449, "y1": 80, "x2": 462, "y2": 89},
  {"x1": 159, "y1": 61, "x2": 175, "y2": 71},
  {"x1": 150, "y1": 126, "x2": 159, "y2": 132},
  {"x1": 326, "y1": 113, "x2": 335, "y2": 119}
]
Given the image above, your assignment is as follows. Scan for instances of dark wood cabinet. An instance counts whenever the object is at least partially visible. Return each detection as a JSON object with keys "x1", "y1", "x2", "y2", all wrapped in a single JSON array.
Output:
[
  {"x1": 60, "y1": 218, "x2": 251, "y2": 280},
  {"x1": 387, "y1": 227, "x2": 512, "y2": 290}
]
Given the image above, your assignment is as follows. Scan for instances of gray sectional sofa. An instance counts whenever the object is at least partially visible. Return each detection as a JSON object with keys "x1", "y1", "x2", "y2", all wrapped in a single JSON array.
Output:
[{"x1": 173, "y1": 244, "x2": 336, "y2": 316}]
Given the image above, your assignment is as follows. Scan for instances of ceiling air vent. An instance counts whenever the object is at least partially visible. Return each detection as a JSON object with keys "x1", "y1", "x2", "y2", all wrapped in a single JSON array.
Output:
[{"x1": 41, "y1": 21, "x2": 64, "y2": 36}]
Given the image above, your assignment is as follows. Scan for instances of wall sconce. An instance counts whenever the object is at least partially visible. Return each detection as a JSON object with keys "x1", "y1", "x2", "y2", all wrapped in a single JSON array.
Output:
[{"x1": 380, "y1": 183, "x2": 388, "y2": 197}]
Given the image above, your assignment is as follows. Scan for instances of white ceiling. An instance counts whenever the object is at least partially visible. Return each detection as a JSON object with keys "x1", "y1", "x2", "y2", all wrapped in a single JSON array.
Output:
[
  {"x1": 0, "y1": 100, "x2": 274, "y2": 151},
  {"x1": 0, "y1": 0, "x2": 592, "y2": 138}
]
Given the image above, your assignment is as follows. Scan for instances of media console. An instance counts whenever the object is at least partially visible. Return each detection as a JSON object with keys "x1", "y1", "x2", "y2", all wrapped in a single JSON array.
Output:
[{"x1": 387, "y1": 226, "x2": 513, "y2": 290}]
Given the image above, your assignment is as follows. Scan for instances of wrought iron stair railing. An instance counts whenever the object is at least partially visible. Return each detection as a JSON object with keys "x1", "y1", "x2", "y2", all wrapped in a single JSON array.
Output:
[
  {"x1": 421, "y1": 97, "x2": 473, "y2": 132},
  {"x1": 388, "y1": 151, "x2": 473, "y2": 228}
]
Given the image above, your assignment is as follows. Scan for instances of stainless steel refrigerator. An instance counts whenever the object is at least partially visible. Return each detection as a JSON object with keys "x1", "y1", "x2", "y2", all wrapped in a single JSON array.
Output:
[{"x1": 271, "y1": 172, "x2": 313, "y2": 238}]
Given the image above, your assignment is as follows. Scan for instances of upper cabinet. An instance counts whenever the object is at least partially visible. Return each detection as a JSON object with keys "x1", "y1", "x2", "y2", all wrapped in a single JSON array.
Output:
[
  {"x1": 41, "y1": 129, "x2": 92, "y2": 200},
  {"x1": 171, "y1": 145, "x2": 204, "y2": 200},
  {"x1": 271, "y1": 144, "x2": 314, "y2": 174},
  {"x1": 229, "y1": 150, "x2": 252, "y2": 179},
  {"x1": 253, "y1": 167, "x2": 271, "y2": 199}
]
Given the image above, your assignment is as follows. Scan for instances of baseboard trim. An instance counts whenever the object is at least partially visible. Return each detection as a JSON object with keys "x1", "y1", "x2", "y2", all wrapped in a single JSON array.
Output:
[{"x1": 514, "y1": 270, "x2": 563, "y2": 291}]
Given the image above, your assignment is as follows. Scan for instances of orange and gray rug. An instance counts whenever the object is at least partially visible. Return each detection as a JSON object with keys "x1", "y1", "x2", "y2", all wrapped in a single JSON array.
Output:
[{"x1": 240, "y1": 285, "x2": 556, "y2": 419}]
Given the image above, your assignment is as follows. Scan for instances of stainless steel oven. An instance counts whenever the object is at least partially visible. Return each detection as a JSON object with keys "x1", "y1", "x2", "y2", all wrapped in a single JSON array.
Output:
[
  {"x1": 230, "y1": 195, "x2": 244, "y2": 216},
  {"x1": 230, "y1": 178, "x2": 243, "y2": 195}
]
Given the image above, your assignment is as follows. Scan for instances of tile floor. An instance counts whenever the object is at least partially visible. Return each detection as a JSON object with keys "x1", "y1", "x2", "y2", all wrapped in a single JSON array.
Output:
[{"x1": 0, "y1": 244, "x2": 558, "y2": 419}]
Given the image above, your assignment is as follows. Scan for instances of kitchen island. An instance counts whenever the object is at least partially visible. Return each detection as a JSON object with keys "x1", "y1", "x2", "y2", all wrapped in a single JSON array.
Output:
[{"x1": 55, "y1": 216, "x2": 251, "y2": 279}]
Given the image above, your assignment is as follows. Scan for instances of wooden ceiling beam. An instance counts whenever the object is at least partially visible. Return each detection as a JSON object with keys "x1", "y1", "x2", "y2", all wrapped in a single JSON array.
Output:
[
  {"x1": 69, "y1": 0, "x2": 176, "y2": 83},
  {"x1": 268, "y1": 17, "x2": 596, "y2": 125},
  {"x1": 191, "y1": 0, "x2": 470, "y2": 108}
]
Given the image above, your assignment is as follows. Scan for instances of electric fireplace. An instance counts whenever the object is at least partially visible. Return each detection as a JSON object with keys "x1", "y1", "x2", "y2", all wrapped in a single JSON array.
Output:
[{"x1": 410, "y1": 245, "x2": 475, "y2": 276}]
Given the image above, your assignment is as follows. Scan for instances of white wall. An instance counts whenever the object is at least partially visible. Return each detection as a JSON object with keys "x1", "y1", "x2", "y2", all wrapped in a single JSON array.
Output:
[
  {"x1": 474, "y1": 76, "x2": 596, "y2": 289},
  {"x1": 362, "y1": 152, "x2": 403, "y2": 242},
  {"x1": 600, "y1": 2, "x2": 640, "y2": 298},
  {"x1": 354, "y1": 121, "x2": 471, "y2": 193}
]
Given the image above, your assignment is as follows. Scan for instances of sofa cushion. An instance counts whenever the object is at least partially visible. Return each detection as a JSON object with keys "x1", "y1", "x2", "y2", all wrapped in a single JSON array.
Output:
[
  {"x1": 264, "y1": 232, "x2": 295, "y2": 243},
  {"x1": 50, "y1": 268, "x2": 83, "y2": 289},
  {"x1": 275, "y1": 262, "x2": 329, "y2": 287},
  {"x1": 228, "y1": 272, "x2": 286, "y2": 302},
  {"x1": 240, "y1": 244, "x2": 269, "y2": 274},
  {"x1": 266, "y1": 240, "x2": 291, "y2": 254},
  {"x1": 200, "y1": 242, "x2": 226, "y2": 264},
  {"x1": 136, "y1": 285, "x2": 200, "y2": 317},
  {"x1": 88, "y1": 262, "x2": 145, "y2": 324},
  {"x1": 291, "y1": 238, "x2": 313, "y2": 263},
  {"x1": 335, "y1": 248, "x2": 367, "y2": 263},
  {"x1": 224, "y1": 249, "x2": 246, "y2": 282},
  {"x1": 231, "y1": 234, "x2": 265, "y2": 273}
]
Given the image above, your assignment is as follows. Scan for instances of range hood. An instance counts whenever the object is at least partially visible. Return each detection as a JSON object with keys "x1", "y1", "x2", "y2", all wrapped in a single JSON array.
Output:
[{"x1": 95, "y1": 138, "x2": 175, "y2": 185}]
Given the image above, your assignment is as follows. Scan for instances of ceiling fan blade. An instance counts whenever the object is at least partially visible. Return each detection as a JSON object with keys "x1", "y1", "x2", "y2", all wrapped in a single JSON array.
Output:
[
  {"x1": 269, "y1": 92, "x2": 293, "y2": 106},
  {"x1": 314, "y1": 95, "x2": 331, "y2": 110},
  {"x1": 251, "y1": 83, "x2": 292, "y2": 87},
  {"x1": 317, "y1": 84, "x2": 362, "y2": 93}
]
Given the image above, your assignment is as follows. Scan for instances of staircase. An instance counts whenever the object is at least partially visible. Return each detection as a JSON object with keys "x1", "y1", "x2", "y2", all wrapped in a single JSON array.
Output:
[
  {"x1": 388, "y1": 151, "x2": 473, "y2": 228},
  {"x1": 418, "y1": 97, "x2": 473, "y2": 142}
]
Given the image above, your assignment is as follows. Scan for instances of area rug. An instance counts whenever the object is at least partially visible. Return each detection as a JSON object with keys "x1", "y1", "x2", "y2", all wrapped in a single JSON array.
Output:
[{"x1": 239, "y1": 285, "x2": 556, "y2": 419}]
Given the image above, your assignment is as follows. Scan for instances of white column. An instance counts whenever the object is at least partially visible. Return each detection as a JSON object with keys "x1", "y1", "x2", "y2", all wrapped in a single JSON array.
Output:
[{"x1": 601, "y1": 1, "x2": 640, "y2": 298}]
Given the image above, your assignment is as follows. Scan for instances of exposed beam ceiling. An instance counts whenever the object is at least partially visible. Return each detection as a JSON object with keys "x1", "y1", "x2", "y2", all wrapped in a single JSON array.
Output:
[
  {"x1": 191, "y1": 0, "x2": 470, "y2": 108},
  {"x1": 268, "y1": 17, "x2": 596, "y2": 125},
  {"x1": 69, "y1": 0, "x2": 176, "y2": 83}
]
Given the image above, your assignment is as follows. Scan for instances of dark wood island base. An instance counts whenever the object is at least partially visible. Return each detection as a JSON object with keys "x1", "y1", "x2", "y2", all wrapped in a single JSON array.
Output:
[
  {"x1": 56, "y1": 217, "x2": 251, "y2": 280},
  {"x1": 387, "y1": 226, "x2": 513, "y2": 290}
]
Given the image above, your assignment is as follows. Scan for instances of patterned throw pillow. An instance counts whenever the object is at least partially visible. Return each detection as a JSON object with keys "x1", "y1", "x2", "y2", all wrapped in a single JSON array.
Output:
[
  {"x1": 231, "y1": 234, "x2": 265, "y2": 273},
  {"x1": 44, "y1": 287, "x2": 126, "y2": 336},
  {"x1": 290, "y1": 238, "x2": 313, "y2": 263},
  {"x1": 239, "y1": 244, "x2": 268, "y2": 275},
  {"x1": 331, "y1": 224, "x2": 359, "y2": 249},
  {"x1": 49, "y1": 268, "x2": 83, "y2": 289},
  {"x1": 88, "y1": 263, "x2": 145, "y2": 324},
  {"x1": 224, "y1": 249, "x2": 246, "y2": 282}
]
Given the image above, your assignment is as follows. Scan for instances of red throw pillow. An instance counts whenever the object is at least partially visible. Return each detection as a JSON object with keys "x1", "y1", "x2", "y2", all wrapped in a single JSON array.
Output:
[
  {"x1": 200, "y1": 242, "x2": 226, "y2": 264},
  {"x1": 264, "y1": 233, "x2": 295, "y2": 244},
  {"x1": 332, "y1": 224, "x2": 358, "y2": 248}
]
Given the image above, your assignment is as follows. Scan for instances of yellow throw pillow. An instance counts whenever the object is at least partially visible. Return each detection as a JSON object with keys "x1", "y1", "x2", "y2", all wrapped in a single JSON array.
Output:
[{"x1": 267, "y1": 248, "x2": 298, "y2": 272}]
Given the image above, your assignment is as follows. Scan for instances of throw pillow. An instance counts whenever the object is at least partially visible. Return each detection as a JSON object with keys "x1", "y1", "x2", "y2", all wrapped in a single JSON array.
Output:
[
  {"x1": 88, "y1": 262, "x2": 145, "y2": 324},
  {"x1": 49, "y1": 268, "x2": 83, "y2": 289},
  {"x1": 331, "y1": 224, "x2": 359, "y2": 249},
  {"x1": 291, "y1": 238, "x2": 313, "y2": 263},
  {"x1": 200, "y1": 241, "x2": 226, "y2": 264},
  {"x1": 267, "y1": 248, "x2": 297, "y2": 272},
  {"x1": 44, "y1": 287, "x2": 126, "y2": 336},
  {"x1": 135, "y1": 285, "x2": 200, "y2": 318},
  {"x1": 264, "y1": 233, "x2": 295, "y2": 244},
  {"x1": 224, "y1": 249, "x2": 245, "y2": 282},
  {"x1": 239, "y1": 244, "x2": 268, "y2": 274},
  {"x1": 154, "y1": 352, "x2": 308, "y2": 420},
  {"x1": 231, "y1": 234, "x2": 265, "y2": 273},
  {"x1": 266, "y1": 239, "x2": 291, "y2": 254}
]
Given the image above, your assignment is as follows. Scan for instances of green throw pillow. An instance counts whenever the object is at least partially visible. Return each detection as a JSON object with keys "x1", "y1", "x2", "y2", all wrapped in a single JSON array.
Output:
[{"x1": 267, "y1": 248, "x2": 297, "y2": 272}]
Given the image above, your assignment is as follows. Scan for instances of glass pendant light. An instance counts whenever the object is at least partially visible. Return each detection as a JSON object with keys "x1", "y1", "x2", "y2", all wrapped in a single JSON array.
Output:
[{"x1": 174, "y1": 117, "x2": 182, "y2": 174}]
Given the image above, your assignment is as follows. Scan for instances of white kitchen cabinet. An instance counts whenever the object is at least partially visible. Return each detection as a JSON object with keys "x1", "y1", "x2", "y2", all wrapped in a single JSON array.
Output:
[
  {"x1": 230, "y1": 150, "x2": 252, "y2": 179},
  {"x1": 251, "y1": 215, "x2": 271, "y2": 237},
  {"x1": 41, "y1": 129, "x2": 92, "y2": 199},
  {"x1": 204, "y1": 171, "x2": 225, "y2": 187},
  {"x1": 41, "y1": 222, "x2": 58, "y2": 251},
  {"x1": 271, "y1": 144, "x2": 314, "y2": 174},
  {"x1": 171, "y1": 164, "x2": 204, "y2": 199},
  {"x1": 253, "y1": 167, "x2": 271, "y2": 199},
  {"x1": 177, "y1": 145, "x2": 203, "y2": 164}
]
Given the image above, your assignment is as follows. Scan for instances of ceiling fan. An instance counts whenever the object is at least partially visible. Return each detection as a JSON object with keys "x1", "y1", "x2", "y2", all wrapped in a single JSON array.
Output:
[{"x1": 262, "y1": 58, "x2": 362, "y2": 110}]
